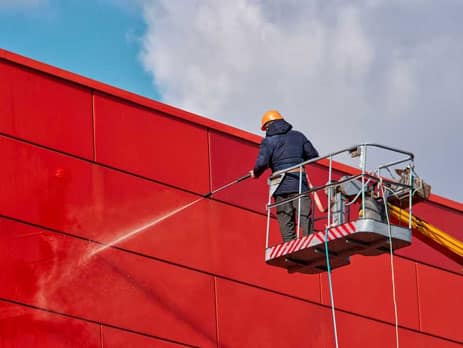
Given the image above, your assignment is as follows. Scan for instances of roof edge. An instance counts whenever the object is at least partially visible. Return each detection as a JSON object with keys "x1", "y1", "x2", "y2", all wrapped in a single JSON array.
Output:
[
  {"x1": 427, "y1": 194, "x2": 463, "y2": 212},
  {"x1": 2, "y1": 48, "x2": 461, "y2": 213},
  {"x1": 0, "y1": 48, "x2": 261, "y2": 144}
]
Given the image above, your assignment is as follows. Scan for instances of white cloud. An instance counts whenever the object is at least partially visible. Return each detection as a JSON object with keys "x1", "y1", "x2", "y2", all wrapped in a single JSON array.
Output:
[{"x1": 139, "y1": 0, "x2": 463, "y2": 202}]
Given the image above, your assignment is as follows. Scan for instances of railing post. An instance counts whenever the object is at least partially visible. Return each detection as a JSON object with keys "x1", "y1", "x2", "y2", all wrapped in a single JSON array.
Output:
[
  {"x1": 408, "y1": 164, "x2": 414, "y2": 230},
  {"x1": 328, "y1": 155, "x2": 333, "y2": 227},
  {"x1": 297, "y1": 165, "x2": 303, "y2": 238},
  {"x1": 265, "y1": 183, "x2": 272, "y2": 249},
  {"x1": 360, "y1": 145, "x2": 367, "y2": 219}
]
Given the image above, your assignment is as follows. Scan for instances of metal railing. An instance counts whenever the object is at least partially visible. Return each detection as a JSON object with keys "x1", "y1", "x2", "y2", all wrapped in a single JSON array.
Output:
[{"x1": 265, "y1": 143, "x2": 415, "y2": 249}]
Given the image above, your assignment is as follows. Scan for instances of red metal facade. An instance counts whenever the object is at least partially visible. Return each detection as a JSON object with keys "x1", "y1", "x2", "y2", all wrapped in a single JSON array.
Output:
[{"x1": 1, "y1": 49, "x2": 462, "y2": 347}]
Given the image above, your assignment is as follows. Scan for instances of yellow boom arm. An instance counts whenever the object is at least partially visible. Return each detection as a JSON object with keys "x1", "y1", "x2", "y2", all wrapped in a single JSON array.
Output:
[{"x1": 388, "y1": 204, "x2": 463, "y2": 258}]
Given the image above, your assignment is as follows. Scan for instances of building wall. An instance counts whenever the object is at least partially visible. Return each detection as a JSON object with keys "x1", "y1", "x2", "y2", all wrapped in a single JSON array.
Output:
[{"x1": 0, "y1": 49, "x2": 462, "y2": 347}]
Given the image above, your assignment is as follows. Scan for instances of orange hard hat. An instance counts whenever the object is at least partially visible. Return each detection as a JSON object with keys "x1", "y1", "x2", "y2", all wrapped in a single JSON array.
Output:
[{"x1": 261, "y1": 110, "x2": 283, "y2": 130}]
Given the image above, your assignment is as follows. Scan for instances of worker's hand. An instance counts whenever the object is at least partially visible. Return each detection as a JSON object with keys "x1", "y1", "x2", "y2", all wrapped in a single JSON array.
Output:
[{"x1": 249, "y1": 169, "x2": 255, "y2": 178}]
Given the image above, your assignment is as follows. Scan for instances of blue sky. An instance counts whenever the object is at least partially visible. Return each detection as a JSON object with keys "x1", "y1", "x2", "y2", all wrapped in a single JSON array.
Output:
[
  {"x1": 1, "y1": 1, "x2": 462, "y2": 202},
  {"x1": 0, "y1": 0, "x2": 158, "y2": 99}
]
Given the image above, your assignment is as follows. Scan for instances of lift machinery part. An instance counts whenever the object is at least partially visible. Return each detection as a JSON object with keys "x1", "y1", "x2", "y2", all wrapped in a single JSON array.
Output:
[
  {"x1": 388, "y1": 203, "x2": 463, "y2": 258},
  {"x1": 203, "y1": 173, "x2": 252, "y2": 198},
  {"x1": 306, "y1": 173, "x2": 327, "y2": 213}
]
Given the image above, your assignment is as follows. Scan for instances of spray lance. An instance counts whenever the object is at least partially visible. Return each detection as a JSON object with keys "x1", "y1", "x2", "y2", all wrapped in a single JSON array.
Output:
[
  {"x1": 203, "y1": 172, "x2": 252, "y2": 198},
  {"x1": 207, "y1": 172, "x2": 325, "y2": 210}
]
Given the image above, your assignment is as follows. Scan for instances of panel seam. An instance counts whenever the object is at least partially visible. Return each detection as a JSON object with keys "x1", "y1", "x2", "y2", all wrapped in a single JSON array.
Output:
[
  {"x1": 207, "y1": 129, "x2": 213, "y2": 194},
  {"x1": 214, "y1": 277, "x2": 220, "y2": 348},
  {"x1": 415, "y1": 262, "x2": 423, "y2": 332},
  {"x1": 0, "y1": 297, "x2": 197, "y2": 347},
  {"x1": 92, "y1": 91, "x2": 97, "y2": 161},
  {"x1": 100, "y1": 323, "x2": 103, "y2": 348}
]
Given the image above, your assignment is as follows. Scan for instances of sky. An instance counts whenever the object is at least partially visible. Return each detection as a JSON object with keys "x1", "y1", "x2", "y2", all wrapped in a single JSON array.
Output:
[{"x1": 1, "y1": 0, "x2": 462, "y2": 203}]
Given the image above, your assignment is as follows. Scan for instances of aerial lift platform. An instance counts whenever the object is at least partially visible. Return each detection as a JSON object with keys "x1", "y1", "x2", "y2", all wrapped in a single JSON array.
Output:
[{"x1": 264, "y1": 144, "x2": 431, "y2": 274}]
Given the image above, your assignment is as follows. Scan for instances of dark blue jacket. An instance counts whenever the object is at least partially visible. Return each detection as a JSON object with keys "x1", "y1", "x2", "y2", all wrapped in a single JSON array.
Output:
[{"x1": 253, "y1": 120, "x2": 319, "y2": 195}]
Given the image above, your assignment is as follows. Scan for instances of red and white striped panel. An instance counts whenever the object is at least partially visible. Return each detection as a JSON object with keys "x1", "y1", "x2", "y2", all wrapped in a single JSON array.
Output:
[{"x1": 267, "y1": 222, "x2": 356, "y2": 260}]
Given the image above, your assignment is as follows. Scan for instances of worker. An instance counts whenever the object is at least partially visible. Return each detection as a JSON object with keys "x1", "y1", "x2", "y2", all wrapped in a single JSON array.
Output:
[{"x1": 250, "y1": 110, "x2": 319, "y2": 242}]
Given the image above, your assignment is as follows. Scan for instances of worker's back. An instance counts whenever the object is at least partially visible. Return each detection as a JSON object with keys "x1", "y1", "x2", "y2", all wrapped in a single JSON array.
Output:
[
  {"x1": 265, "y1": 120, "x2": 317, "y2": 172},
  {"x1": 254, "y1": 119, "x2": 318, "y2": 195}
]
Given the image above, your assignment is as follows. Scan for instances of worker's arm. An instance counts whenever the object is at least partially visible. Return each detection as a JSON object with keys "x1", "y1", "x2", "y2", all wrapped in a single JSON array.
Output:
[{"x1": 252, "y1": 138, "x2": 272, "y2": 178}]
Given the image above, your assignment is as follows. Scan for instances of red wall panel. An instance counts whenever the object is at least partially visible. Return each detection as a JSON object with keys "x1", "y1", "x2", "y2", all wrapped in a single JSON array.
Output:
[
  {"x1": 102, "y1": 327, "x2": 188, "y2": 347},
  {"x1": 120, "y1": 198, "x2": 322, "y2": 303},
  {"x1": 417, "y1": 264, "x2": 463, "y2": 342},
  {"x1": 0, "y1": 301, "x2": 100, "y2": 348},
  {"x1": 94, "y1": 93, "x2": 210, "y2": 194},
  {"x1": 0, "y1": 135, "x2": 321, "y2": 305},
  {"x1": 320, "y1": 254, "x2": 420, "y2": 329},
  {"x1": 0, "y1": 135, "x2": 201, "y2": 245},
  {"x1": 0, "y1": 60, "x2": 93, "y2": 159},
  {"x1": 215, "y1": 278, "x2": 333, "y2": 348},
  {"x1": 336, "y1": 311, "x2": 396, "y2": 347},
  {"x1": 209, "y1": 131, "x2": 268, "y2": 213},
  {"x1": 0, "y1": 218, "x2": 217, "y2": 348}
]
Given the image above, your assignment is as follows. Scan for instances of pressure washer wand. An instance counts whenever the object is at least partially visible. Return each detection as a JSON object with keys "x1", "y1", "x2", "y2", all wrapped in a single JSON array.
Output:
[{"x1": 203, "y1": 172, "x2": 252, "y2": 198}]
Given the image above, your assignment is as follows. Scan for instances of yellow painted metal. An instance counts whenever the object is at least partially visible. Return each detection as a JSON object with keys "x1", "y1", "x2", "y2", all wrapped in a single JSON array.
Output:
[{"x1": 388, "y1": 204, "x2": 463, "y2": 258}]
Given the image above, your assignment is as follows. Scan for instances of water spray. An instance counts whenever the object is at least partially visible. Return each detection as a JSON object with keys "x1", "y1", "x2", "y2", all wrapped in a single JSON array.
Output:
[{"x1": 89, "y1": 172, "x2": 252, "y2": 257}]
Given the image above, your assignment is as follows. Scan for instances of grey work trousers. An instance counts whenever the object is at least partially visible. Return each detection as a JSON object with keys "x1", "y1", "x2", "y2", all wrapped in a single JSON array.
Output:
[{"x1": 275, "y1": 193, "x2": 312, "y2": 242}]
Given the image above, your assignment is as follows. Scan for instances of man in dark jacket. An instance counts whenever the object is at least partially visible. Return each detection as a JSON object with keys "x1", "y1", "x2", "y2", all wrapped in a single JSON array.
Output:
[{"x1": 250, "y1": 110, "x2": 319, "y2": 242}]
